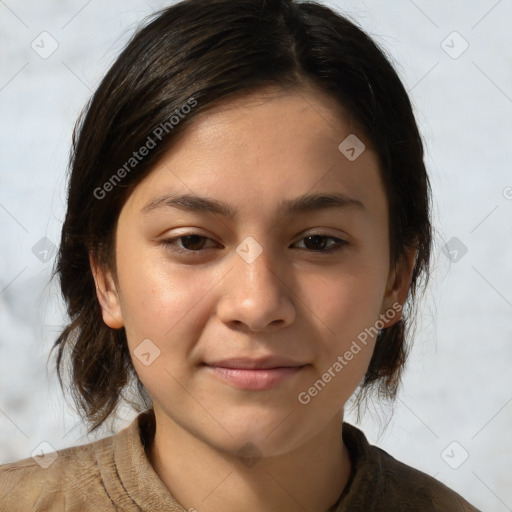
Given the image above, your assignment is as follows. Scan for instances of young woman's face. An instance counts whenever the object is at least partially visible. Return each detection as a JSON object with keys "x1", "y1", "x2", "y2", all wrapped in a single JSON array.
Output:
[{"x1": 94, "y1": 86, "x2": 412, "y2": 457}]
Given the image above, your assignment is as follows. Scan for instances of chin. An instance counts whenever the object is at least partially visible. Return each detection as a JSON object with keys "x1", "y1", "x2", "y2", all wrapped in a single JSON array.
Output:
[{"x1": 201, "y1": 407, "x2": 315, "y2": 458}]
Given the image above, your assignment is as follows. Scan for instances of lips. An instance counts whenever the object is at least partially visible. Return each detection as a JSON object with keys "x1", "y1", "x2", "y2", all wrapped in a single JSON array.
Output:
[
  {"x1": 202, "y1": 357, "x2": 308, "y2": 390},
  {"x1": 205, "y1": 357, "x2": 306, "y2": 370}
]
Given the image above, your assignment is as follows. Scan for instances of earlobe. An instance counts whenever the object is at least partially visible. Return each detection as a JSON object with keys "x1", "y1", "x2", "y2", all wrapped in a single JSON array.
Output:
[
  {"x1": 380, "y1": 246, "x2": 418, "y2": 329},
  {"x1": 89, "y1": 252, "x2": 124, "y2": 329}
]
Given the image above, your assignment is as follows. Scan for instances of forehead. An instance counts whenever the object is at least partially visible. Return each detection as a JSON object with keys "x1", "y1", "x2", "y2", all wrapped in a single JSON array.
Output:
[
  {"x1": 178, "y1": 85, "x2": 363, "y2": 159},
  {"x1": 123, "y1": 86, "x2": 387, "y2": 224}
]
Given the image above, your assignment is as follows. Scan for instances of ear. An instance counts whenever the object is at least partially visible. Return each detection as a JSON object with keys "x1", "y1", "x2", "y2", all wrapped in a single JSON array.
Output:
[
  {"x1": 89, "y1": 252, "x2": 124, "y2": 329},
  {"x1": 379, "y1": 246, "x2": 418, "y2": 328}
]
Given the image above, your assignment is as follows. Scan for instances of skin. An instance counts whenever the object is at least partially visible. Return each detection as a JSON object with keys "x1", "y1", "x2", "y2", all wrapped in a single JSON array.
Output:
[{"x1": 91, "y1": 84, "x2": 417, "y2": 512}]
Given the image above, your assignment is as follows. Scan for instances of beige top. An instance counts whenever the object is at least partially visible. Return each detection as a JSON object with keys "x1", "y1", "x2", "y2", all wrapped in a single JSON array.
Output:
[{"x1": 0, "y1": 409, "x2": 481, "y2": 511}]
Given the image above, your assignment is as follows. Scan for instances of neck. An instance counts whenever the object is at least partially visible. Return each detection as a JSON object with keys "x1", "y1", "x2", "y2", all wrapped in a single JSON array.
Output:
[{"x1": 149, "y1": 410, "x2": 351, "y2": 512}]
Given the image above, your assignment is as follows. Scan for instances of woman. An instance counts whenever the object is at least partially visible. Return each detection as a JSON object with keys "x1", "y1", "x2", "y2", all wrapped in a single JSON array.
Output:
[{"x1": 0, "y1": 0, "x2": 481, "y2": 510}]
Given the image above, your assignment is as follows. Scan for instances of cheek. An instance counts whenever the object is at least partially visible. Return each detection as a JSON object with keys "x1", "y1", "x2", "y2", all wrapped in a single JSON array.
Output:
[
  {"x1": 116, "y1": 251, "x2": 221, "y2": 365},
  {"x1": 116, "y1": 261, "x2": 212, "y2": 405},
  {"x1": 116, "y1": 246, "x2": 184, "y2": 324},
  {"x1": 304, "y1": 266, "x2": 387, "y2": 391},
  {"x1": 295, "y1": 280, "x2": 379, "y2": 414},
  {"x1": 312, "y1": 269, "x2": 385, "y2": 342}
]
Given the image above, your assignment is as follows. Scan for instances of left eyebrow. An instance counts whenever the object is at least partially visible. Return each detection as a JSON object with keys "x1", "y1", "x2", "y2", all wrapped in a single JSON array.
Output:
[{"x1": 141, "y1": 192, "x2": 365, "y2": 218}]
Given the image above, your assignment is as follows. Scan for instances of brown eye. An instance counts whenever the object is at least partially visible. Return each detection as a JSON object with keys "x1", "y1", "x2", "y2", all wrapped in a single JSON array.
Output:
[
  {"x1": 177, "y1": 235, "x2": 207, "y2": 251},
  {"x1": 162, "y1": 234, "x2": 217, "y2": 254},
  {"x1": 294, "y1": 235, "x2": 348, "y2": 252}
]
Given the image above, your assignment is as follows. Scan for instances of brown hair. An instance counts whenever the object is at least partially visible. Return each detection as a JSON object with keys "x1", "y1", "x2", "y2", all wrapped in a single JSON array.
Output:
[{"x1": 50, "y1": 0, "x2": 432, "y2": 433}]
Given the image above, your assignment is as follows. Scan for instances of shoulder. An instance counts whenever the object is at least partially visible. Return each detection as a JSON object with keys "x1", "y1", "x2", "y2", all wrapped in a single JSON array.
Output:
[
  {"x1": 0, "y1": 430, "x2": 118, "y2": 512},
  {"x1": 341, "y1": 423, "x2": 482, "y2": 512}
]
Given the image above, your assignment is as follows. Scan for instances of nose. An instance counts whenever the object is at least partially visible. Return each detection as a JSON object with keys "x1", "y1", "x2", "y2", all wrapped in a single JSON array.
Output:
[{"x1": 216, "y1": 240, "x2": 296, "y2": 332}]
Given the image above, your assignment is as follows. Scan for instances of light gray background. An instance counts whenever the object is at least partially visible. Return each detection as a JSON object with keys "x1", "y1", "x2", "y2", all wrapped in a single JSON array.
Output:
[{"x1": 1, "y1": 1, "x2": 511, "y2": 510}]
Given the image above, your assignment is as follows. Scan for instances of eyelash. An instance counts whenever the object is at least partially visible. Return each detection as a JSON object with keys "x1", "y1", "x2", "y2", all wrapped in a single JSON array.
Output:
[{"x1": 161, "y1": 233, "x2": 348, "y2": 255}]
